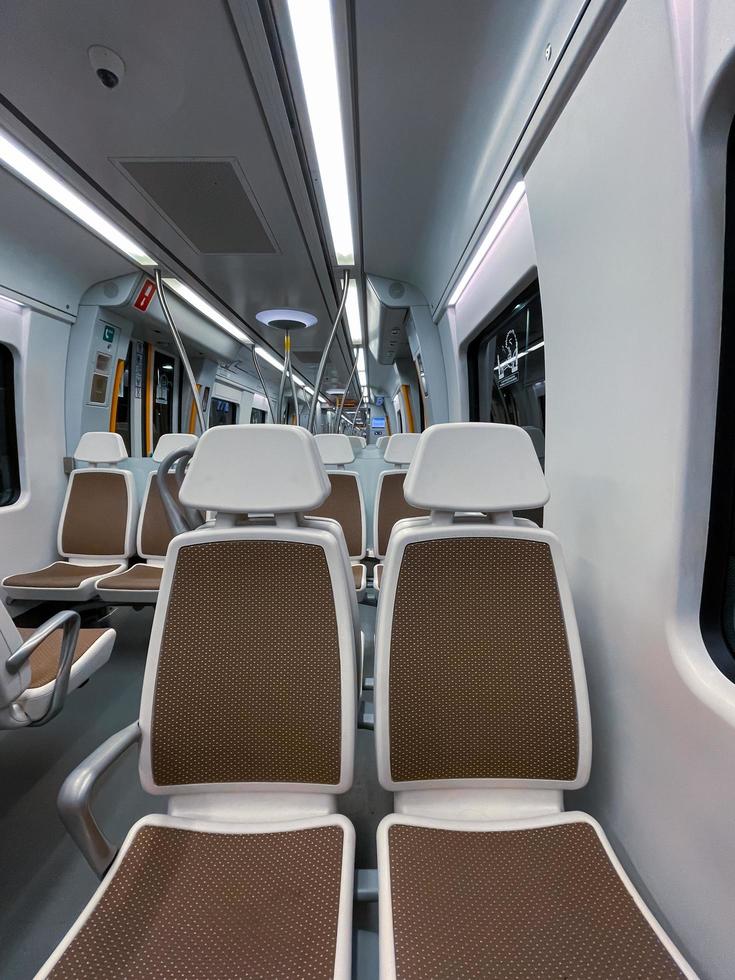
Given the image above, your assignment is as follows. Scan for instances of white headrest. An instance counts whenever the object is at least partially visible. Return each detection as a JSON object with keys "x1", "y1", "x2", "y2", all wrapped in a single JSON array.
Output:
[
  {"x1": 348, "y1": 435, "x2": 366, "y2": 452},
  {"x1": 74, "y1": 431, "x2": 128, "y2": 464},
  {"x1": 152, "y1": 432, "x2": 198, "y2": 462},
  {"x1": 384, "y1": 432, "x2": 420, "y2": 465},
  {"x1": 315, "y1": 433, "x2": 355, "y2": 465},
  {"x1": 376, "y1": 436, "x2": 389, "y2": 453},
  {"x1": 403, "y1": 423, "x2": 549, "y2": 513},
  {"x1": 179, "y1": 425, "x2": 330, "y2": 513}
]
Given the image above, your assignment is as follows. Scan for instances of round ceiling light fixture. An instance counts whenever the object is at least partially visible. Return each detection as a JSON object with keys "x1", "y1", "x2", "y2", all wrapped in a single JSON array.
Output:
[{"x1": 256, "y1": 308, "x2": 317, "y2": 331}]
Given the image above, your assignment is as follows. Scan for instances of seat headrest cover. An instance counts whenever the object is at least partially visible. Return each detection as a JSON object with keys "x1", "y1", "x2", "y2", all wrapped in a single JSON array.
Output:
[
  {"x1": 384, "y1": 432, "x2": 420, "y2": 465},
  {"x1": 152, "y1": 432, "x2": 198, "y2": 462},
  {"x1": 376, "y1": 436, "x2": 389, "y2": 452},
  {"x1": 315, "y1": 433, "x2": 355, "y2": 465},
  {"x1": 403, "y1": 423, "x2": 550, "y2": 512},
  {"x1": 348, "y1": 435, "x2": 366, "y2": 452},
  {"x1": 178, "y1": 425, "x2": 330, "y2": 513},
  {"x1": 74, "y1": 431, "x2": 128, "y2": 463}
]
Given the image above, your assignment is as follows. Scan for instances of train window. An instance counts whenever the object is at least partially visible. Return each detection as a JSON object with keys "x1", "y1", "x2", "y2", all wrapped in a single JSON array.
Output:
[
  {"x1": 0, "y1": 344, "x2": 20, "y2": 506},
  {"x1": 467, "y1": 280, "x2": 545, "y2": 435},
  {"x1": 210, "y1": 398, "x2": 238, "y2": 427},
  {"x1": 468, "y1": 281, "x2": 545, "y2": 524},
  {"x1": 250, "y1": 407, "x2": 266, "y2": 424},
  {"x1": 701, "y1": 119, "x2": 735, "y2": 683}
]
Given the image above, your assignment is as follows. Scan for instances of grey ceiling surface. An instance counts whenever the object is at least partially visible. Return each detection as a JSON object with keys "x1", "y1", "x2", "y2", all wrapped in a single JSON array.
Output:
[
  {"x1": 355, "y1": 0, "x2": 586, "y2": 310},
  {"x1": 0, "y1": 0, "x2": 351, "y2": 383},
  {"x1": 0, "y1": 167, "x2": 133, "y2": 314}
]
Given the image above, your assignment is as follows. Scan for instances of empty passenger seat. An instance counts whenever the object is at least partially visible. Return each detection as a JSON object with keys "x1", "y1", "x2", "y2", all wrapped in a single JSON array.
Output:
[
  {"x1": 310, "y1": 433, "x2": 367, "y2": 601},
  {"x1": 2, "y1": 432, "x2": 136, "y2": 601},
  {"x1": 0, "y1": 603, "x2": 115, "y2": 727},
  {"x1": 373, "y1": 432, "x2": 428, "y2": 591},
  {"x1": 374, "y1": 422, "x2": 696, "y2": 979},
  {"x1": 96, "y1": 433, "x2": 198, "y2": 603},
  {"x1": 40, "y1": 424, "x2": 356, "y2": 978}
]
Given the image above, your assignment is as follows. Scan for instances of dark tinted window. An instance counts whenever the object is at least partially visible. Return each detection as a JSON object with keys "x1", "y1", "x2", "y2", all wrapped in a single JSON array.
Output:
[
  {"x1": 701, "y1": 119, "x2": 735, "y2": 682},
  {"x1": 210, "y1": 398, "x2": 238, "y2": 426},
  {"x1": 250, "y1": 407, "x2": 266, "y2": 424},
  {"x1": 467, "y1": 281, "x2": 545, "y2": 438},
  {"x1": 0, "y1": 344, "x2": 20, "y2": 506}
]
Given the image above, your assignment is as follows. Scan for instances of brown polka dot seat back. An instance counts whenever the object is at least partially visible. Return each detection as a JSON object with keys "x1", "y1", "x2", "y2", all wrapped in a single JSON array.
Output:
[
  {"x1": 376, "y1": 423, "x2": 591, "y2": 790},
  {"x1": 139, "y1": 424, "x2": 357, "y2": 794},
  {"x1": 311, "y1": 434, "x2": 366, "y2": 559}
]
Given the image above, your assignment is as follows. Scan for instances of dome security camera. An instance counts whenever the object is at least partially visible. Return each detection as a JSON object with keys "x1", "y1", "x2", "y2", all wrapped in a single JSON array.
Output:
[{"x1": 88, "y1": 46, "x2": 125, "y2": 89}]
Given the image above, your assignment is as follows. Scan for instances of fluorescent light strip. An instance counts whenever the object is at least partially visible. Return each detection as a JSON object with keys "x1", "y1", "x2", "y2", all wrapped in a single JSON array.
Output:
[
  {"x1": 287, "y1": 0, "x2": 355, "y2": 266},
  {"x1": 494, "y1": 340, "x2": 544, "y2": 374},
  {"x1": 0, "y1": 128, "x2": 156, "y2": 268},
  {"x1": 448, "y1": 180, "x2": 526, "y2": 307},
  {"x1": 346, "y1": 279, "x2": 362, "y2": 344},
  {"x1": 162, "y1": 278, "x2": 252, "y2": 347}
]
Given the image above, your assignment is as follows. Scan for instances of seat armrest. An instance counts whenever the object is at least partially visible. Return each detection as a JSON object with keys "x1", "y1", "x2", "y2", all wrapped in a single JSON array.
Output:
[
  {"x1": 6, "y1": 610, "x2": 80, "y2": 726},
  {"x1": 57, "y1": 721, "x2": 141, "y2": 877}
]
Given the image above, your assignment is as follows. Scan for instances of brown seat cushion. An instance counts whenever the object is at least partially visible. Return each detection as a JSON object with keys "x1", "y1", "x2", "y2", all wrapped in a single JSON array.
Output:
[
  {"x1": 375, "y1": 563, "x2": 383, "y2": 589},
  {"x1": 98, "y1": 564, "x2": 163, "y2": 592},
  {"x1": 5, "y1": 562, "x2": 119, "y2": 589},
  {"x1": 60, "y1": 469, "x2": 130, "y2": 556},
  {"x1": 18, "y1": 626, "x2": 108, "y2": 688},
  {"x1": 308, "y1": 472, "x2": 364, "y2": 557},
  {"x1": 388, "y1": 536, "x2": 578, "y2": 782},
  {"x1": 387, "y1": 821, "x2": 687, "y2": 980},
  {"x1": 139, "y1": 473, "x2": 179, "y2": 557},
  {"x1": 376, "y1": 471, "x2": 429, "y2": 556},
  {"x1": 352, "y1": 563, "x2": 365, "y2": 589},
  {"x1": 47, "y1": 822, "x2": 346, "y2": 980}
]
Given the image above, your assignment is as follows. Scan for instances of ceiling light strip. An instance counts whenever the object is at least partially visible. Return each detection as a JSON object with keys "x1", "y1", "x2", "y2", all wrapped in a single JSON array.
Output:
[
  {"x1": 0, "y1": 128, "x2": 156, "y2": 267},
  {"x1": 162, "y1": 278, "x2": 253, "y2": 347},
  {"x1": 448, "y1": 180, "x2": 526, "y2": 307},
  {"x1": 287, "y1": 0, "x2": 355, "y2": 266}
]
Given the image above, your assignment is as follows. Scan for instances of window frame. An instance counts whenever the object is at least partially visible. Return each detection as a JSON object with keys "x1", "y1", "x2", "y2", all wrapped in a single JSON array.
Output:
[
  {"x1": 467, "y1": 279, "x2": 544, "y2": 426},
  {"x1": 0, "y1": 341, "x2": 21, "y2": 507},
  {"x1": 700, "y1": 119, "x2": 735, "y2": 683}
]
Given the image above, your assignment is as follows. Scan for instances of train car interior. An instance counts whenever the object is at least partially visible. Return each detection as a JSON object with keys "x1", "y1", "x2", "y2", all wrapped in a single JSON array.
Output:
[{"x1": 1, "y1": 1, "x2": 735, "y2": 977}]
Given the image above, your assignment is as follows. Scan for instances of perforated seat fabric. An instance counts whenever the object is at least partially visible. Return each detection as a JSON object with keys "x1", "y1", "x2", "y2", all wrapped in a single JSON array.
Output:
[
  {"x1": 45, "y1": 820, "x2": 348, "y2": 980},
  {"x1": 139, "y1": 472, "x2": 179, "y2": 557},
  {"x1": 60, "y1": 470, "x2": 131, "y2": 556},
  {"x1": 97, "y1": 564, "x2": 163, "y2": 592},
  {"x1": 149, "y1": 538, "x2": 342, "y2": 787},
  {"x1": 388, "y1": 535, "x2": 578, "y2": 782},
  {"x1": 4, "y1": 562, "x2": 119, "y2": 589},
  {"x1": 308, "y1": 472, "x2": 364, "y2": 558},
  {"x1": 18, "y1": 626, "x2": 109, "y2": 688},
  {"x1": 383, "y1": 819, "x2": 687, "y2": 980},
  {"x1": 376, "y1": 471, "x2": 429, "y2": 556}
]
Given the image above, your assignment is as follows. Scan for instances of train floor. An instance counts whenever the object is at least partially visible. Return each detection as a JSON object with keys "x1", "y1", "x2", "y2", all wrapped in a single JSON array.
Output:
[{"x1": 0, "y1": 600, "x2": 388, "y2": 978}]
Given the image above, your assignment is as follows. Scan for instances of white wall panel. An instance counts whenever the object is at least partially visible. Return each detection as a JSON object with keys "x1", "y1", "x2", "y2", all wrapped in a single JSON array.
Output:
[{"x1": 526, "y1": 1, "x2": 735, "y2": 975}]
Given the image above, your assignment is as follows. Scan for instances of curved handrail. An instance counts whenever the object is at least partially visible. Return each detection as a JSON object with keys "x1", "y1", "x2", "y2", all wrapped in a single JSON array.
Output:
[{"x1": 156, "y1": 446, "x2": 197, "y2": 536}]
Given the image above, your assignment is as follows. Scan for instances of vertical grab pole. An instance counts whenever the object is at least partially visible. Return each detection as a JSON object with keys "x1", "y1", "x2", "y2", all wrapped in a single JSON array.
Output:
[
  {"x1": 307, "y1": 271, "x2": 350, "y2": 432},
  {"x1": 335, "y1": 354, "x2": 359, "y2": 429},
  {"x1": 154, "y1": 270, "x2": 207, "y2": 434},
  {"x1": 251, "y1": 347, "x2": 277, "y2": 422},
  {"x1": 286, "y1": 332, "x2": 301, "y2": 425}
]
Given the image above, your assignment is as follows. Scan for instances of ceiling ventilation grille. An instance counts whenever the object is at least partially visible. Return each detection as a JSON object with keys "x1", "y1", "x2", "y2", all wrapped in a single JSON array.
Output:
[{"x1": 116, "y1": 158, "x2": 277, "y2": 255}]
